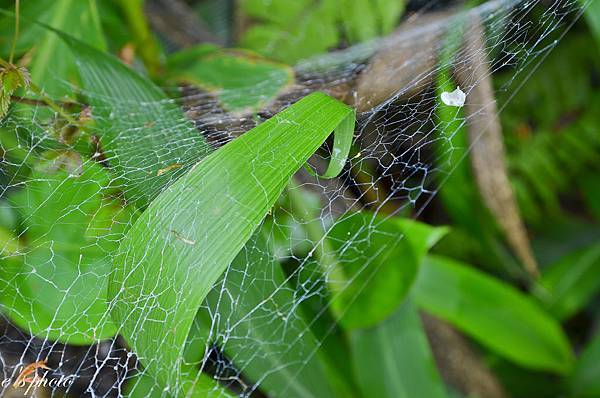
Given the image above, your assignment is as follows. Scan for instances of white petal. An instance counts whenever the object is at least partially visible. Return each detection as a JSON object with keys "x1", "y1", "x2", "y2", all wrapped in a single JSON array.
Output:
[{"x1": 440, "y1": 87, "x2": 466, "y2": 107}]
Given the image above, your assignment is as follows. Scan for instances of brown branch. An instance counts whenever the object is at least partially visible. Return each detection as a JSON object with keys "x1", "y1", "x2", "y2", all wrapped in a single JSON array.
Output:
[
  {"x1": 422, "y1": 314, "x2": 510, "y2": 398},
  {"x1": 455, "y1": 19, "x2": 539, "y2": 278}
]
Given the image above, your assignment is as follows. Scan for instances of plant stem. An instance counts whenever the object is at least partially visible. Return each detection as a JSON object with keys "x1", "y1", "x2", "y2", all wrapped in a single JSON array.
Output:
[
  {"x1": 27, "y1": 82, "x2": 80, "y2": 127},
  {"x1": 115, "y1": 0, "x2": 162, "y2": 75},
  {"x1": 8, "y1": 0, "x2": 20, "y2": 64},
  {"x1": 0, "y1": 54, "x2": 85, "y2": 136},
  {"x1": 287, "y1": 178, "x2": 348, "y2": 298},
  {"x1": 10, "y1": 95, "x2": 76, "y2": 109}
]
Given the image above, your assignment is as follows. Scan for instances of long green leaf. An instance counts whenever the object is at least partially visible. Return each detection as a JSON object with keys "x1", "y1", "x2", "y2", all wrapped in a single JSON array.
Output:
[
  {"x1": 537, "y1": 243, "x2": 600, "y2": 320},
  {"x1": 350, "y1": 300, "x2": 447, "y2": 398},
  {"x1": 338, "y1": 214, "x2": 447, "y2": 397},
  {"x1": 413, "y1": 255, "x2": 574, "y2": 373},
  {"x1": 108, "y1": 92, "x2": 355, "y2": 395},
  {"x1": 50, "y1": 30, "x2": 230, "y2": 395}
]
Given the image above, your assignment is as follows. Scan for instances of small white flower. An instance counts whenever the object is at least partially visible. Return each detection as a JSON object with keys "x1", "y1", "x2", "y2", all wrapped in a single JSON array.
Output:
[{"x1": 440, "y1": 86, "x2": 466, "y2": 107}]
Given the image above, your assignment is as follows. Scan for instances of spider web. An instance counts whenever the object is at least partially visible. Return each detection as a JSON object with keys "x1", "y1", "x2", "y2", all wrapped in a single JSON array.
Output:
[{"x1": 0, "y1": 0, "x2": 588, "y2": 396}]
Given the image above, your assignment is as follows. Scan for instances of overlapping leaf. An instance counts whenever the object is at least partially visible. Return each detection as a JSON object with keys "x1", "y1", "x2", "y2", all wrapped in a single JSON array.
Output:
[
  {"x1": 327, "y1": 212, "x2": 447, "y2": 329},
  {"x1": 108, "y1": 91, "x2": 354, "y2": 395}
]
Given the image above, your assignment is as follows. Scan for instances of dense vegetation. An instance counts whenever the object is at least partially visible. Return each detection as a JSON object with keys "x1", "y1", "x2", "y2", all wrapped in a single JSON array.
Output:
[{"x1": 0, "y1": 0, "x2": 599, "y2": 397}]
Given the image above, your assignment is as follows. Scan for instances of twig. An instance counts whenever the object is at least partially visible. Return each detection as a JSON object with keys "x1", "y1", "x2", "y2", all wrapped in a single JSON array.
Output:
[
  {"x1": 455, "y1": 19, "x2": 539, "y2": 278},
  {"x1": 10, "y1": 95, "x2": 76, "y2": 109},
  {"x1": 8, "y1": 0, "x2": 19, "y2": 64}
]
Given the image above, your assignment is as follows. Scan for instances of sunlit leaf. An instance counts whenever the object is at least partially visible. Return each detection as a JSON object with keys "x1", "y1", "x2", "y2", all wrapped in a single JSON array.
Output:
[{"x1": 108, "y1": 91, "x2": 355, "y2": 395}]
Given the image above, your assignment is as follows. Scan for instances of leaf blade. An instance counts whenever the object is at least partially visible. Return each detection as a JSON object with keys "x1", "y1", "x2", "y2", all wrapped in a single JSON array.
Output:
[
  {"x1": 350, "y1": 300, "x2": 448, "y2": 398},
  {"x1": 108, "y1": 91, "x2": 355, "y2": 395},
  {"x1": 413, "y1": 255, "x2": 574, "y2": 373}
]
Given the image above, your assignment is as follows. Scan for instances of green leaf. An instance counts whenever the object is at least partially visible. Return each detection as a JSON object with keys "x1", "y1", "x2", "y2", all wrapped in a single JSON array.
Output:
[
  {"x1": 45, "y1": 30, "x2": 236, "y2": 397},
  {"x1": 0, "y1": 65, "x2": 29, "y2": 119},
  {"x1": 327, "y1": 212, "x2": 447, "y2": 329},
  {"x1": 239, "y1": 0, "x2": 339, "y2": 64},
  {"x1": 0, "y1": 160, "x2": 133, "y2": 344},
  {"x1": 537, "y1": 243, "x2": 600, "y2": 320},
  {"x1": 196, "y1": 232, "x2": 339, "y2": 397},
  {"x1": 56, "y1": 31, "x2": 211, "y2": 208},
  {"x1": 239, "y1": 0, "x2": 405, "y2": 63},
  {"x1": 413, "y1": 255, "x2": 574, "y2": 373},
  {"x1": 350, "y1": 300, "x2": 448, "y2": 398},
  {"x1": 166, "y1": 48, "x2": 294, "y2": 112},
  {"x1": 108, "y1": 91, "x2": 355, "y2": 395},
  {"x1": 570, "y1": 333, "x2": 600, "y2": 398},
  {"x1": 339, "y1": 0, "x2": 405, "y2": 43},
  {"x1": 20, "y1": 0, "x2": 105, "y2": 99}
]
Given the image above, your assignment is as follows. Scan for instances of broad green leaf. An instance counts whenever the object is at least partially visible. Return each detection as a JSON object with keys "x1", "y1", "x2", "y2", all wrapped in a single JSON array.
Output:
[
  {"x1": 570, "y1": 333, "x2": 600, "y2": 398},
  {"x1": 537, "y1": 243, "x2": 600, "y2": 320},
  {"x1": 340, "y1": 0, "x2": 405, "y2": 43},
  {"x1": 108, "y1": 92, "x2": 355, "y2": 395},
  {"x1": 167, "y1": 48, "x2": 294, "y2": 112},
  {"x1": 240, "y1": 0, "x2": 404, "y2": 63},
  {"x1": 327, "y1": 212, "x2": 447, "y2": 329},
  {"x1": 196, "y1": 232, "x2": 339, "y2": 397},
  {"x1": 0, "y1": 0, "x2": 104, "y2": 66},
  {"x1": 56, "y1": 32, "x2": 211, "y2": 208},
  {"x1": 413, "y1": 255, "x2": 574, "y2": 373},
  {"x1": 350, "y1": 300, "x2": 447, "y2": 398},
  {"x1": 239, "y1": 0, "x2": 339, "y2": 64},
  {"x1": 0, "y1": 160, "x2": 133, "y2": 344}
]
